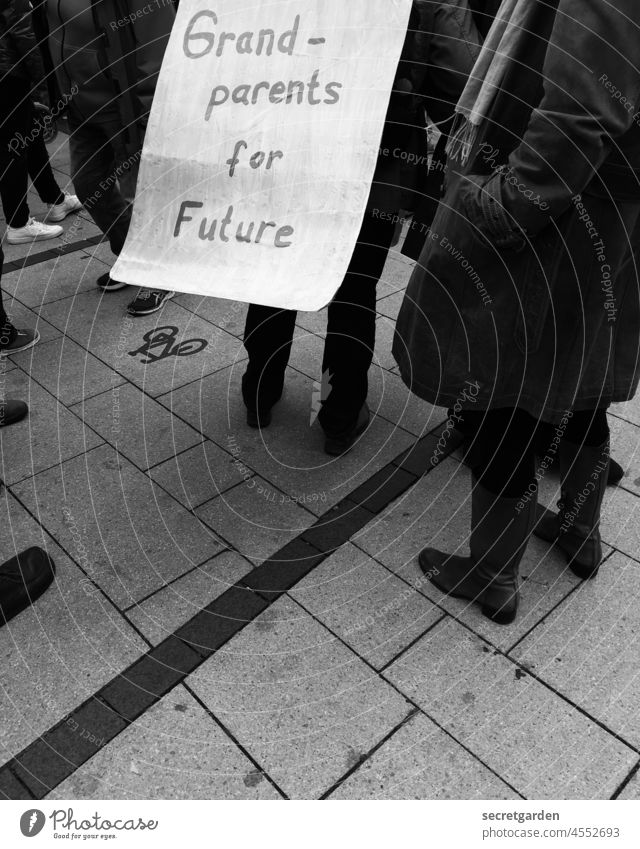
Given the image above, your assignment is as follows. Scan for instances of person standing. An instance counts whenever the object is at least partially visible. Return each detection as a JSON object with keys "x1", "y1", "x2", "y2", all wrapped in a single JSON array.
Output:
[
  {"x1": 0, "y1": 0, "x2": 81, "y2": 244},
  {"x1": 241, "y1": 0, "x2": 482, "y2": 456},
  {"x1": 393, "y1": 0, "x2": 640, "y2": 624},
  {"x1": 39, "y1": 0, "x2": 176, "y2": 315}
]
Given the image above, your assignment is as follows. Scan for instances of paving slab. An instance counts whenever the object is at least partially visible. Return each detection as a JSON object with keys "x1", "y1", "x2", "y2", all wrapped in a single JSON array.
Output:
[
  {"x1": 291, "y1": 544, "x2": 443, "y2": 669},
  {"x1": 73, "y1": 382, "x2": 202, "y2": 470},
  {"x1": 376, "y1": 289, "x2": 405, "y2": 321},
  {"x1": 10, "y1": 335, "x2": 124, "y2": 406},
  {"x1": 295, "y1": 307, "x2": 328, "y2": 337},
  {"x1": 367, "y1": 365, "x2": 444, "y2": 437},
  {"x1": 172, "y1": 294, "x2": 248, "y2": 338},
  {"x1": 39, "y1": 290, "x2": 246, "y2": 397},
  {"x1": 384, "y1": 618, "x2": 637, "y2": 799},
  {"x1": 618, "y1": 766, "x2": 640, "y2": 800},
  {"x1": 12, "y1": 444, "x2": 224, "y2": 608},
  {"x1": 355, "y1": 460, "x2": 589, "y2": 651},
  {"x1": 187, "y1": 595, "x2": 412, "y2": 799},
  {"x1": 196, "y1": 476, "x2": 316, "y2": 565},
  {"x1": 330, "y1": 711, "x2": 518, "y2": 800},
  {"x1": 0, "y1": 368, "x2": 102, "y2": 485},
  {"x1": 2, "y1": 250, "x2": 98, "y2": 308},
  {"x1": 600, "y1": 484, "x2": 640, "y2": 561},
  {"x1": 0, "y1": 491, "x2": 146, "y2": 765},
  {"x1": 608, "y1": 414, "x2": 640, "y2": 497},
  {"x1": 4, "y1": 296, "x2": 62, "y2": 345},
  {"x1": 512, "y1": 552, "x2": 640, "y2": 748},
  {"x1": 611, "y1": 394, "x2": 640, "y2": 429},
  {"x1": 165, "y1": 365, "x2": 415, "y2": 517},
  {"x1": 149, "y1": 439, "x2": 250, "y2": 509},
  {"x1": 126, "y1": 551, "x2": 253, "y2": 644},
  {"x1": 46, "y1": 686, "x2": 282, "y2": 799}
]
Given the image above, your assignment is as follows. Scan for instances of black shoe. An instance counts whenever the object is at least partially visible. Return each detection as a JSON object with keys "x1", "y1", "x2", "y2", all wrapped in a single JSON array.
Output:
[
  {"x1": 0, "y1": 326, "x2": 40, "y2": 356},
  {"x1": 127, "y1": 288, "x2": 175, "y2": 316},
  {"x1": 324, "y1": 403, "x2": 370, "y2": 456},
  {"x1": 0, "y1": 400, "x2": 28, "y2": 427},
  {"x1": 0, "y1": 547, "x2": 56, "y2": 626},
  {"x1": 247, "y1": 407, "x2": 273, "y2": 429},
  {"x1": 97, "y1": 272, "x2": 128, "y2": 291}
]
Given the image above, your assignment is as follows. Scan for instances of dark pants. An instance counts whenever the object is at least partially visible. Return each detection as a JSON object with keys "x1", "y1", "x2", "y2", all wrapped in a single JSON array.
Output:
[
  {"x1": 242, "y1": 211, "x2": 396, "y2": 435},
  {"x1": 67, "y1": 111, "x2": 137, "y2": 255},
  {"x1": 0, "y1": 78, "x2": 64, "y2": 228},
  {"x1": 462, "y1": 407, "x2": 610, "y2": 498}
]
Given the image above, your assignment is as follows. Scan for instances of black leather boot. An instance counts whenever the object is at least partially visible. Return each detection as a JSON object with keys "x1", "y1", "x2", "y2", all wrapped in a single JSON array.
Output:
[
  {"x1": 534, "y1": 439, "x2": 609, "y2": 579},
  {"x1": 0, "y1": 400, "x2": 28, "y2": 427},
  {"x1": 419, "y1": 478, "x2": 536, "y2": 625}
]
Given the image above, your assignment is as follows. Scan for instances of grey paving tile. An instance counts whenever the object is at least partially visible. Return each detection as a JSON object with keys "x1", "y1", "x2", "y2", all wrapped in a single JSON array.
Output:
[
  {"x1": 149, "y1": 439, "x2": 249, "y2": 509},
  {"x1": 0, "y1": 368, "x2": 102, "y2": 484},
  {"x1": 618, "y1": 766, "x2": 640, "y2": 799},
  {"x1": 46, "y1": 687, "x2": 282, "y2": 799},
  {"x1": 296, "y1": 308, "x2": 328, "y2": 337},
  {"x1": 291, "y1": 544, "x2": 442, "y2": 669},
  {"x1": 46, "y1": 135, "x2": 72, "y2": 177},
  {"x1": 367, "y1": 365, "x2": 444, "y2": 437},
  {"x1": 39, "y1": 290, "x2": 246, "y2": 397},
  {"x1": 611, "y1": 395, "x2": 640, "y2": 429},
  {"x1": 126, "y1": 551, "x2": 253, "y2": 644},
  {"x1": 378, "y1": 250, "x2": 413, "y2": 298},
  {"x1": 164, "y1": 365, "x2": 415, "y2": 517},
  {"x1": 600, "y1": 485, "x2": 640, "y2": 560},
  {"x1": 187, "y1": 596, "x2": 412, "y2": 799},
  {"x1": 512, "y1": 552, "x2": 640, "y2": 748},
  {"x1": 72, "y1": 382, "x2": 202, "y2": 470},
  {"x1": 12, "y1": 444, "x2": 224, "y2": 608},
  {"x1": 374, "y1": 315, "x2": 402, "y2": 372},
  {"x1": 0, "y1": 491, "x2": 146, "y2": 765},
  {"x1": 356, "y1": 460, "x2": 588, "y2": 651},
  {"x1": 375, "y1": 290, "x2": 405, "y2": 321},
  {"x1": 172, "y1": 294, "x2": 248, "y2": 338},
  {"x1": 384, "y1": 618, "x2": 636, "y2": 799},
  {"x1": 10, "y1": 336, "x2": 123, "y2": 406},
  {"x1": 196, "y1": 476, "x2": 316, "y2": 565},
  {"x1": 608, "y1": 414, "x2": 640, "y2": 496},
  {"x1": 2, "y1": 251, "x2": 98, "y2": 308},
  {"x1": 330, "y1": 712, "x2": 517, "y2": 799}
]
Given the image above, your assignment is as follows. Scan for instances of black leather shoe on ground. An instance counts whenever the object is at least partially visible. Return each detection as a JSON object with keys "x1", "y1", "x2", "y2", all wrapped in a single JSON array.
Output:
[
  {"x1": 246, "y1": 406, "x2": 273, "y2": 429},
  {"x1": 324, "y1": 403, "x2": 370, "y2": 457},
  {"x1": 0, "y1": 399, "x2": 28, "y2": 427},
  {"x1": 97, "y1": 272, "x2": 128, "y2": 291},
  {"x1": 0, "y1": 547, "x2": 56, "y2": 626}
]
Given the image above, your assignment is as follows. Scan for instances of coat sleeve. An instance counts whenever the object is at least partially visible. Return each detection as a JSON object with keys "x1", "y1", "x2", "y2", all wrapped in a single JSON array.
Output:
[
  {"x1": 129, "y1": 0, "x2": 175, "y2": 121},
  {"x1": 8, "y1": 0, "x2": 47, "y2": 94},
  {"x1": 417, "y1": 0, "x2": 482, "y2": 128},
  {"x1": 478, "y1": 0, "x2": 640, "y2": 243}
]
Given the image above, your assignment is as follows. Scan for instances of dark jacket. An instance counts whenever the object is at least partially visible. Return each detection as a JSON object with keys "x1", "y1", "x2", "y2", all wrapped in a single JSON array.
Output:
[
  {"x1": 0, "y1": 0, "x2": 46, "y2": 94},
  {"x1": 394, "y1": 0, "x2": 640, "y2": 422},
  {"x1": 43, "y1": 0, "x2": 174, "y2": 149},
  {"x1": 370, "y1": 0, "x2": 481, "y2": 220}
]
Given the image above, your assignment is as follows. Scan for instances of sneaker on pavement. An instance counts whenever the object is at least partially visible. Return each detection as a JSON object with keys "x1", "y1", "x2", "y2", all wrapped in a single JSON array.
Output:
[
  {"x1": 0, "y1": 326, "x2": 40, "y2": 356},
  {"x1": 5, "y1": 217, "x2": 63, "y2": 244},
  {"x1": 0, "y1": 546, "x2": 56, "y2": 626},
  {"x1": 127, "y1": 288, "x2": 175, "y2": 316},
  {"x1": 44, "y1": 192, "x2": 83, "y2": 222},
  {"x1": 97, "y1": 271, "x2": 129, "y2": 291}
]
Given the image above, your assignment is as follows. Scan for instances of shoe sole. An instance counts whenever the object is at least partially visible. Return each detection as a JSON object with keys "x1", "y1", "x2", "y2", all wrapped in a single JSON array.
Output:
[
  {"x1": 5, "y1": 230, "x2": 62, "y2": 244},
  {"x1": 98, "y1": 280, "x2": 129, "y2": 292},
  {"x1": 44, "y1": 207, "x2": 82, "y2": 223},
  {"x1": 0, "y1": 330, "x2": 41, "y2": 357},
  {"x1": 127, "y1": 291, "x2": 175, "y2": 316},
  {"x1": 324, "y1": 415, "x2": 370, "y2": 457}
]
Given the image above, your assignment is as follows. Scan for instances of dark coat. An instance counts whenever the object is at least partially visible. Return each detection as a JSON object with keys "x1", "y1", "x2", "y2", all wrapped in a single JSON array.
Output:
[
  {"x1": 394, "y1": 0, "x2": 640, "y2": 422},
  {"x1": 0, "y1": 0, "x2": 46, "y2": 95},
  {"x1": 369, "y1": 0, "x2": 481, "y2": 219},
  {"x1": 43, "y1": 0, "x2": 174, "y2": 152}
]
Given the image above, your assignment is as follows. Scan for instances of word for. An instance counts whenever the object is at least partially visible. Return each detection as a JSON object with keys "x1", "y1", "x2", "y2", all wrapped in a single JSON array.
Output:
[
  {"x1": 128, "y1": 326, "x2": 208, "y2": 364},
  {"x1": 226, "y1": 140, "x2": 283, "y2": 177},
  {"x1": 174, "y1": 201, "x2": 294, "y2": 248}
]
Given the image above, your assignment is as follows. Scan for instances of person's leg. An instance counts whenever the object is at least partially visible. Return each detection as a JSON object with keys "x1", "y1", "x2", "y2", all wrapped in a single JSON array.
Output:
[
  {"x1": 421, "y1": 408, "x2": 539, "y2": 624},
  {"x1": 25, "y1": 101, "x2": 65, "y2": 206},
  {"x1": 242, "y1": 304, "x2": 297, "y2": 425},
  {"x1": 0, "y1": 83, "x2": 34, "y2": 228},
  {"x1": 68, "y1": 116, "x2": 131, "y2": 255},
  {"x1": 0, "y1": 245, "x2": 34, "y2": 413},
  {"x1": 318, "y1": 210, "x2": 396, "y2": 437},
  {"x1": 535, "y1": 408, "x2": 610, "y2": 577}
]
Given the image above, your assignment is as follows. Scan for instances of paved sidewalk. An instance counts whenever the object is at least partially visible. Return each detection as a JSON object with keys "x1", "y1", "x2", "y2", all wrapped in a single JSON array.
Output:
[{"x1": 1, "y1": 135, "x2": 639, "y2": 800}]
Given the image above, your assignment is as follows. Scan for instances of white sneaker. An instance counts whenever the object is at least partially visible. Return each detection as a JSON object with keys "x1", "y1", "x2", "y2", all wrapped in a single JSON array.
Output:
[
  {"x1": 44, "y1": 192, "x2": 83, "y2": 222},
  {"x1": 5, "y1": 217, "x2": 63, "y2": 244}
]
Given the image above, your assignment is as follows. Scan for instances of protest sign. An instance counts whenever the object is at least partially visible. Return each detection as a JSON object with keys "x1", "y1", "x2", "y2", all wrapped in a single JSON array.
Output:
[{"x1": 112, "y1": 0, "x2": 413, "y2": 310}]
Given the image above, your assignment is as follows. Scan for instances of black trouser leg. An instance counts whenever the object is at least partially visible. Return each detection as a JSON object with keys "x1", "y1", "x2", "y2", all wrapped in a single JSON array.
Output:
[
  {"x1": 0, "y1": 81, "x2": 33, "y2": 228},
  {"x1": 242, "y1": 305, "x2": 297, "y2": 412},
  {"x1": 26, "y1": 108, "x2": 64, "y2": 206},
  {"x1": 317, "y1": 211, "x2": 395, "y2": 435}
]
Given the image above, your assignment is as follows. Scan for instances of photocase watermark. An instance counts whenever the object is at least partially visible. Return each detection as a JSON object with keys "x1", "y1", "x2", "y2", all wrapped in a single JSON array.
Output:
[
  {"x1": 571, "y1": 194, "x2": 618, "y2": 323},
  {"x1": 7, "y1": 86, "x2": 78, "y2": 154},
  {"x1": 431, "y1": 380, "x2": 481, "y2": 469},
  {"x1": 479, "y1": 143, "x2": 550, "y2": 212}
]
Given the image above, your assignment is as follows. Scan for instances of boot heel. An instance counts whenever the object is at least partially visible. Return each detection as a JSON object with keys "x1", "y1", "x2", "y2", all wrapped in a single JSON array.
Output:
[{"x1": 481, "y1": 603, "x2": 518, "y2": 625}]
